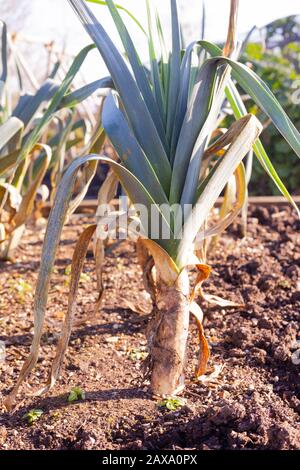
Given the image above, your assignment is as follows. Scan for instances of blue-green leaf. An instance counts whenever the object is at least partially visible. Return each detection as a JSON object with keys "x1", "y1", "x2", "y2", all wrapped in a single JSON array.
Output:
[
  {"x1": 68, "y1": 0, "x2": 171, "y2": 191},
  {"x1": 59, "y1": 76, "x2": 113, "y2": 109},
  {"x1": 13, "y1": 79, "x2": 59, "y2": 127},
  {"x1": 105, "y1": 0, "x2": 167, "y2": 150},
  {"x1": 169, "y1": 60, "x2": 218, "y2": 204},
  {"x1": 102, "y1": 92, "x2": 169, "y2": 202},
  {"x1": 166, "y1": 0, "x2": 181, "y2": 142}
]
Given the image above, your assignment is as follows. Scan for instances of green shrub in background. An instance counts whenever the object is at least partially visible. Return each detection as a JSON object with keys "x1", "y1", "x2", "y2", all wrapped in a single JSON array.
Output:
[{"x1": 241, "y1": 16, "x2": 300, "y2": 195}]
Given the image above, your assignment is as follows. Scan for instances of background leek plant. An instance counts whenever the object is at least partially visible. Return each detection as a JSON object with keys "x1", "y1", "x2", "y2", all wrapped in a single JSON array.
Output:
[
  {"x1": 0, "y1": 19, "x2": 112, "y2": 260},
  {"x1": 5, "y1": 0, "x2": 300, "y2": 409}
]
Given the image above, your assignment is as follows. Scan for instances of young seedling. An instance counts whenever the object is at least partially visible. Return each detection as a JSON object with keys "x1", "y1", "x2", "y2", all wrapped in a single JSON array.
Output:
[
  {"x1": 8, "y1": 278, "x2": 33, "y2": 304},
  {"x1": 129, "y1": 349, "x2": 148, "y2": 362},
  {"x1": 67, "y1": 386, "x2": 86, "y2": 403},
  {"x1": 64, "y1": 265, "x2": 91, "y2": 286},
  {"x1": 15, "y1": 279, "x2": 32, "y2": 295},
  {"x1": 158, "y1": 397, "x2": 185, "y2": 412},
  {"x1": 22, "y1": 409, "x2": 44, "y2": 425},
  {"x1": 278, "y1": 279, "x2": 292, "y2": 290}
]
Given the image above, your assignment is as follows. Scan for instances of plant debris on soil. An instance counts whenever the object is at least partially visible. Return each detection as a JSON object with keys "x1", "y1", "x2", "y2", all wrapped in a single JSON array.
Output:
[{"x1": 0, "y1": 205, "x2": 299, "y2": 450}]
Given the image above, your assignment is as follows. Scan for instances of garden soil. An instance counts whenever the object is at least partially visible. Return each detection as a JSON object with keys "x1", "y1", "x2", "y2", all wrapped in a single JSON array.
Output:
[{"x1": 0, "y1": 205, "x2": 299, "y2": 450}]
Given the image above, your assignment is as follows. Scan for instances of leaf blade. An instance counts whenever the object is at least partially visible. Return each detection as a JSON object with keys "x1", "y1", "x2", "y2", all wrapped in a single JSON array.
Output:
[
  {"x1": 102, "y1": 92, "x2": 170, "y2": 202},
  {"x1": 68, "y1": 0, "x2": 171, "y2": 190}
]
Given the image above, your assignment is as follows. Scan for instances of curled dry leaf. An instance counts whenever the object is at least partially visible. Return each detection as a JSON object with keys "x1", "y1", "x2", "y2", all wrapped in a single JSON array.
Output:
[
  {"x1": 189, "y1": 301, "x2": 203, "y2": 324},
  {"x1": 197, "y1": 364, "x2": 225, "y2": 384},
  {"x1": 119, "y1": 298, "x2": 151, "y2": 316},
  {"x1": 93, "y1": 237, "x2": 105, "y2": 314},
  {"x1": 201, "y1": 293, "x2": 245, "y2": 309},
  {"x1": 190, "y1": 263, "x2": 212, "y2": 302},
  {"x1": 38, "y1": 224, "x2": 97, "y2": 395},
  {"x1": 10, "y1": 144, "x2": 52, "y2": 231},
  {"x1": 136, "y1": 237, "x2": 156, "y2": 305},
  {"x1": 193, "y1": 262, "x2": 244, "y2": 309},
  {"x1": 138, "y1": 238, "x2": 180, "y2": 285},
  {"x1": 190, "y1": 301, "x2": 210, "y2": 378}
]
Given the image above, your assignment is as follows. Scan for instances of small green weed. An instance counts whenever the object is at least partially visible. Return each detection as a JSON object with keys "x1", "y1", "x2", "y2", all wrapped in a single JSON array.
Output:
[
  {"x1": 157, "y1": 397, "x2": 185, "y2": 412},
  {"x1": 129, "y1": 349, "x2": 148, "y2": 361},
  {"x1": 22, "y1": 409, "x2": 44, "y2": 425},
  {"x1": 67, "y1": 386, "x2": 86, "y2": 403}
]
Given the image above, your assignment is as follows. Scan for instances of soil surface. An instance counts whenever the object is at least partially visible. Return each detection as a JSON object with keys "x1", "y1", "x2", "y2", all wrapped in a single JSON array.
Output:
[{"x1": 0, "y1": 205, "x2": 299, "y2": 450}]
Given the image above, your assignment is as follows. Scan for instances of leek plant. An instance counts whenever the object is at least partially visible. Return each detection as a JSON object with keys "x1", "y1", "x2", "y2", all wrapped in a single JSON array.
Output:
[
  {"x1": 0, "y1": 20, "x2": 112, "y2": 259},
  {"x1": 6, "y1": 0, "x2": 300, "y2": 408}
]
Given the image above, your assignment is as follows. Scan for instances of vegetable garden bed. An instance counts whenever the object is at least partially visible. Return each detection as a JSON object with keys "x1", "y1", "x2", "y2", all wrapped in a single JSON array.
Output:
[{"x1": 0, "y1": 204, "x2": 299, "y2": 450}]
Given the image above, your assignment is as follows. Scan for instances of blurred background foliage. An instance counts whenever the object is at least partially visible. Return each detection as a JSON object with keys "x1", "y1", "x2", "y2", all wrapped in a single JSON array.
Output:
[{"x1": 240, "y1": 15, "x2": 300, "y2": 195}]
